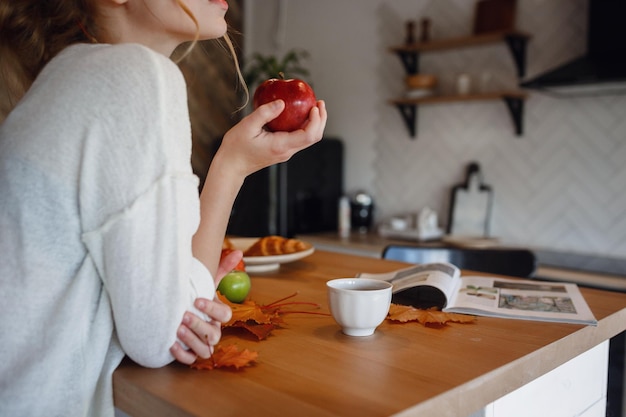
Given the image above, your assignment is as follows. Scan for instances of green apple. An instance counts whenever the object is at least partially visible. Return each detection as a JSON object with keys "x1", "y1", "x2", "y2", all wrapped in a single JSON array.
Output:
[{"x1": 217, "y1": 271, "x2": 251, "y2": 303}]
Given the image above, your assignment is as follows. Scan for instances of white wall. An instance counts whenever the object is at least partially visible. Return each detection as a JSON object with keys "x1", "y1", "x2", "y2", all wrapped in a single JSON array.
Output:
[
  {"x1": 244, "y1": 0, "x2": 385, "y2": 192},
  {"x1": 243, "y1": 0, "x2": 626, "y2": 258}
]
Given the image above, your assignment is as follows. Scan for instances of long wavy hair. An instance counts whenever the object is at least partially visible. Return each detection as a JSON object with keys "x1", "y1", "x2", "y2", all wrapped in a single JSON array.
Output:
[{"x1": 0, "y1": 0, "x2": 247, "y2": 121}]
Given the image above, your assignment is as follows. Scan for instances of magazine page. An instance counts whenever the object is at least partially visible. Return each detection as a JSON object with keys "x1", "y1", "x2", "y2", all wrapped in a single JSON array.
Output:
[
  {"x1": 444, "y1": 276, "x2": 597, "y2": 325},
  {"x1": 357, "y1": 263, "x2": 460, "y2": 309}
]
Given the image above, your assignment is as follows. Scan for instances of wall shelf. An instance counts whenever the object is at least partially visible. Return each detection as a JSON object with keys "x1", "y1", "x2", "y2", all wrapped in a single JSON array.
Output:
[
  {"x1": 389, "y1": 30, "x2": 531, "y2": 77},
  {"x1": 389, "y1": 90, "x2": 527, "y2": 138},
  {"x1": 389, "y1": 30, "x2": 531, "y2": 138}
]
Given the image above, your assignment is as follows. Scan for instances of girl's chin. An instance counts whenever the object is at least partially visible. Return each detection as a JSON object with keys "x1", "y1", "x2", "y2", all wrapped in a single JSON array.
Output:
[{"x1": 199, "y1": 21, "x2": 228, "y2": 40}]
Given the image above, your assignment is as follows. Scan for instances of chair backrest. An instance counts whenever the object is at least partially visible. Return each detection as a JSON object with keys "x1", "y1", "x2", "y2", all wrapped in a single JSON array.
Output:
[{"x1": 382, "y1": 245, "x2": 537, "y2": 278}]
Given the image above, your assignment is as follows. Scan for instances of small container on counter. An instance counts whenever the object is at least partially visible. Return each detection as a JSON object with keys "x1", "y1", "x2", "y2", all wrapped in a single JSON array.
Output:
[{"x1": 338, "y1": 196, "x2": 351, "y2": 238}]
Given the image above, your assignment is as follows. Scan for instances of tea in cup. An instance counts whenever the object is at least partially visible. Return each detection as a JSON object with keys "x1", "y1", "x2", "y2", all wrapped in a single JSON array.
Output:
[{"x1": 326, "y1": 278, "x2": 393, "y2": 336}]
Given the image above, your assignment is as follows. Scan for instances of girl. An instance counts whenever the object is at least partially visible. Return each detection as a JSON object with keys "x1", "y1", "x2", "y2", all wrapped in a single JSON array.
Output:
[{"x1": 0, "y1": 0, "x2": 327, "y2": 416}]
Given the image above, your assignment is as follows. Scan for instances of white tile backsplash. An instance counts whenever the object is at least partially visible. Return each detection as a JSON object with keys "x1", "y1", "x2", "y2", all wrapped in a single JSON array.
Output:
[{"x1": 373, "y1": 0, "x2": 626, "y2": 258}]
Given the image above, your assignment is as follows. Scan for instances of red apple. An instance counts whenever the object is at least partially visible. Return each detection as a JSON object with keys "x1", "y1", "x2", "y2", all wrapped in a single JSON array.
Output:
[{"x1": 253, "y1": 73, "x2": 316, "y2": 132}]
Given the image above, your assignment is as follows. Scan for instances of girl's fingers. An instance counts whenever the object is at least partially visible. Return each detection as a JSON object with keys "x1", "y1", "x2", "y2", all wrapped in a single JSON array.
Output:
[
  {"x1": 194, "y1": 298, "x2": 232, "y2": 323},
  {"x1": 171, "y1": 303, "x2": 230, "y2": 365},
  {"x1": 176, "y1": 323, "x2": 215, "y2": 359},
  {"x1": 316, "y1": 100, "x2": 328, "y2": 137},
  {"x1": 170, "y1": 341, "x2": 197, "y2": 365},
  {"x1": 245, "y1": 100, "x2": 285, "y2": 132},
  {"x1": 216, "y1": 249, "x2": 243, "y2": 282},
  {"x1": 183, "y1": 311, "x2": 224, "y2": 344}
]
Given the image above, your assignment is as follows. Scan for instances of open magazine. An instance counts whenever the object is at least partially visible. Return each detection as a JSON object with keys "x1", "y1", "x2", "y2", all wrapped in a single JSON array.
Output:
[{"x1": 357, "y1": 262, "x2": 597, "y2": 326}]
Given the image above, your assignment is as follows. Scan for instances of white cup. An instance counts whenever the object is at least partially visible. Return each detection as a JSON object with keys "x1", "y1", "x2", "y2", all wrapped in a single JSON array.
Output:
[{"x1": 326, "y1": 278, "x2": 393, "y2": 337}]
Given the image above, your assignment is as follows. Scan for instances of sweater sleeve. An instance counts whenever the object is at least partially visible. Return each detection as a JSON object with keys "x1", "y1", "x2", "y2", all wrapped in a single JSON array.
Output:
[
  {"x1": 77, "y1": 44, "x2": 214, "y2": 367},
  {"x1": 82, "y1": 173, "x2": 214, "y2": 367}
]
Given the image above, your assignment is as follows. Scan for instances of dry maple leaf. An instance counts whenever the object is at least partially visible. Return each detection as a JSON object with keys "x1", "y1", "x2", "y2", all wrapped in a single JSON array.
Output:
[
  {"x1": 217, "y1": 292, "x2": 276, "y2": 325},
  {"x1": 191, "y1": 344, "x2": 258, "y2": 371},
  {"x1": 217, "y1": 292, "x2": 326, "y2": 340},
  {"x1": 190, "y1": 294, "x2": 325, "y2": 371},
  {"x1": 387, "y1": 303, "x2": 476, "y2": 327},
  {"x1": 227, "y1": 321, "x2": 278, "y2": 340},
  {"x1": 222, "y1": 297, "x2": 277, "y2": 325}
]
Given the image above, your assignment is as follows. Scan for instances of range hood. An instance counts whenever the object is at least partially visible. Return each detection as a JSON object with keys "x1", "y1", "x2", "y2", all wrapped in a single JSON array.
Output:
[{"x1": 520, "y1": 0, "x2": 626, "y2": 97}]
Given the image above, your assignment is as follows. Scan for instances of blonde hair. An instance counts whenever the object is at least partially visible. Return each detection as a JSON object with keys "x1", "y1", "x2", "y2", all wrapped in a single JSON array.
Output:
[{"x1": 0, "y1": 0, "x2": 248, "y2": 120}]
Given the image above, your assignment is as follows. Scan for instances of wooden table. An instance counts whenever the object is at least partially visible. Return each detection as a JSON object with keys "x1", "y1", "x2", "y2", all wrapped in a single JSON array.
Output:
[{"x1": 113, "y1": 251, "x2": 626, "y2": 417}]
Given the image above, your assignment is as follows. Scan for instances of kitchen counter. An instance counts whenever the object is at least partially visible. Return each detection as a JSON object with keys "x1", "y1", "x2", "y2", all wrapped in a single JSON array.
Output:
[
  {"x1": 297, "y1": 231, "x2": 626, "y2": 292},
  {"x1": 113, "y1": 250, "x2": 626, "y2": 417}
]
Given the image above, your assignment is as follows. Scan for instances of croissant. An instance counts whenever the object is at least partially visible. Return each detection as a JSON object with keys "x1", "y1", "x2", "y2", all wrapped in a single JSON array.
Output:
[{"x1": 243, "y1": 235, "x2": 310, "y2": 256}]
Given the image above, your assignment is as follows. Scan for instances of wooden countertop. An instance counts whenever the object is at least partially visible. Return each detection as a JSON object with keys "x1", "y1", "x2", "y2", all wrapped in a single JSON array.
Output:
[{"x1": 113, "y1": 250, "x2": 626, "y2": 417}]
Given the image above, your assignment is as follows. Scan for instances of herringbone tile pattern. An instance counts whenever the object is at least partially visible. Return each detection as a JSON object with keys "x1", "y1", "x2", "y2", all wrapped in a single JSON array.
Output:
[{"x1": 374, "y1": 0, "x2": 626, "y2": 258}]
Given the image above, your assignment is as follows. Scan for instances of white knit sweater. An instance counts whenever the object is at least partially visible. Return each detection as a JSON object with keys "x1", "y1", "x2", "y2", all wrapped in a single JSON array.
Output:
[{"x1": 0, "y1": 43, "x2": 215, "y2": 416}]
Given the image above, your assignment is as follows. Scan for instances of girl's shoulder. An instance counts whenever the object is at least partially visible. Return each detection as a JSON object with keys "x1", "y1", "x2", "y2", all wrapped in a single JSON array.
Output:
[
  {"x1": 65, "y1": 43, "x2": 181, "y2": 78},
  {"x1": 41, "y1": 44, "x2": 185, "y2": 100}
]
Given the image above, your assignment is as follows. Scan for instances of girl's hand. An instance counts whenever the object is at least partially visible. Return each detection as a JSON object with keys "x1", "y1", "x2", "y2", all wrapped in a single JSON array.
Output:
[
  {"x1": 169, "y1": 251, "x2": 241, "y2": 364},
  {"x1": 170, "y1": 298, "x2": 231, "y2": 364},
  {"x1": 214, "y1": 248, "x2": 244, "y2": 285},
  {"x1": 216, "y1": 99, "x2": 328, "y2": 180}
]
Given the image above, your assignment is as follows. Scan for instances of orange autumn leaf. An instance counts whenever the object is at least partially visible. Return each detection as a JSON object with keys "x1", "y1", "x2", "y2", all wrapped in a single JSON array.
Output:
[
  {"x1": 217, "y1": 292, "x2": 276, "y2": 325},
  {"x1": 387, "y1": 303, "x2": 476, "y2": 326},
  {"x1": 190, "y1": 294, "x2": 322, "y2": 371},
  {"x1": 227, "y1": 322, "x2": 278, "y2": 340},
  {"x1": 191, "y1": 344, "x2": 258, "y2": 371},
  {"x1": 217, "y1": 292, "x2": 325, "y2": 340}
]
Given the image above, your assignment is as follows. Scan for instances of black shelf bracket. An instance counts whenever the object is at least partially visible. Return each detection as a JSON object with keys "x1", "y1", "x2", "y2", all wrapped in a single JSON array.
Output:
[
  {"x1": 504, "y1": 34, "x2": 528, "y2": 78},
  {"x1": 394, "y1": 103, "x2": 418, "y2": 138},
  {"x1": 391, "y1": 33, "x2": 529, "y2": 138},
  {"x1": 395, "y1": 51, "x2": 420, "y2": 75},
  {"x1": 502, "y1": 96, "x2": 524, "y2": 136}
]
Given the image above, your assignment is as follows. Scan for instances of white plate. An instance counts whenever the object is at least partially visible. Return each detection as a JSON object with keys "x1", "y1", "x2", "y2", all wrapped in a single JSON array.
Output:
[{"x1": 230, "y1": 237, "x2": 315, "y2": 273}]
